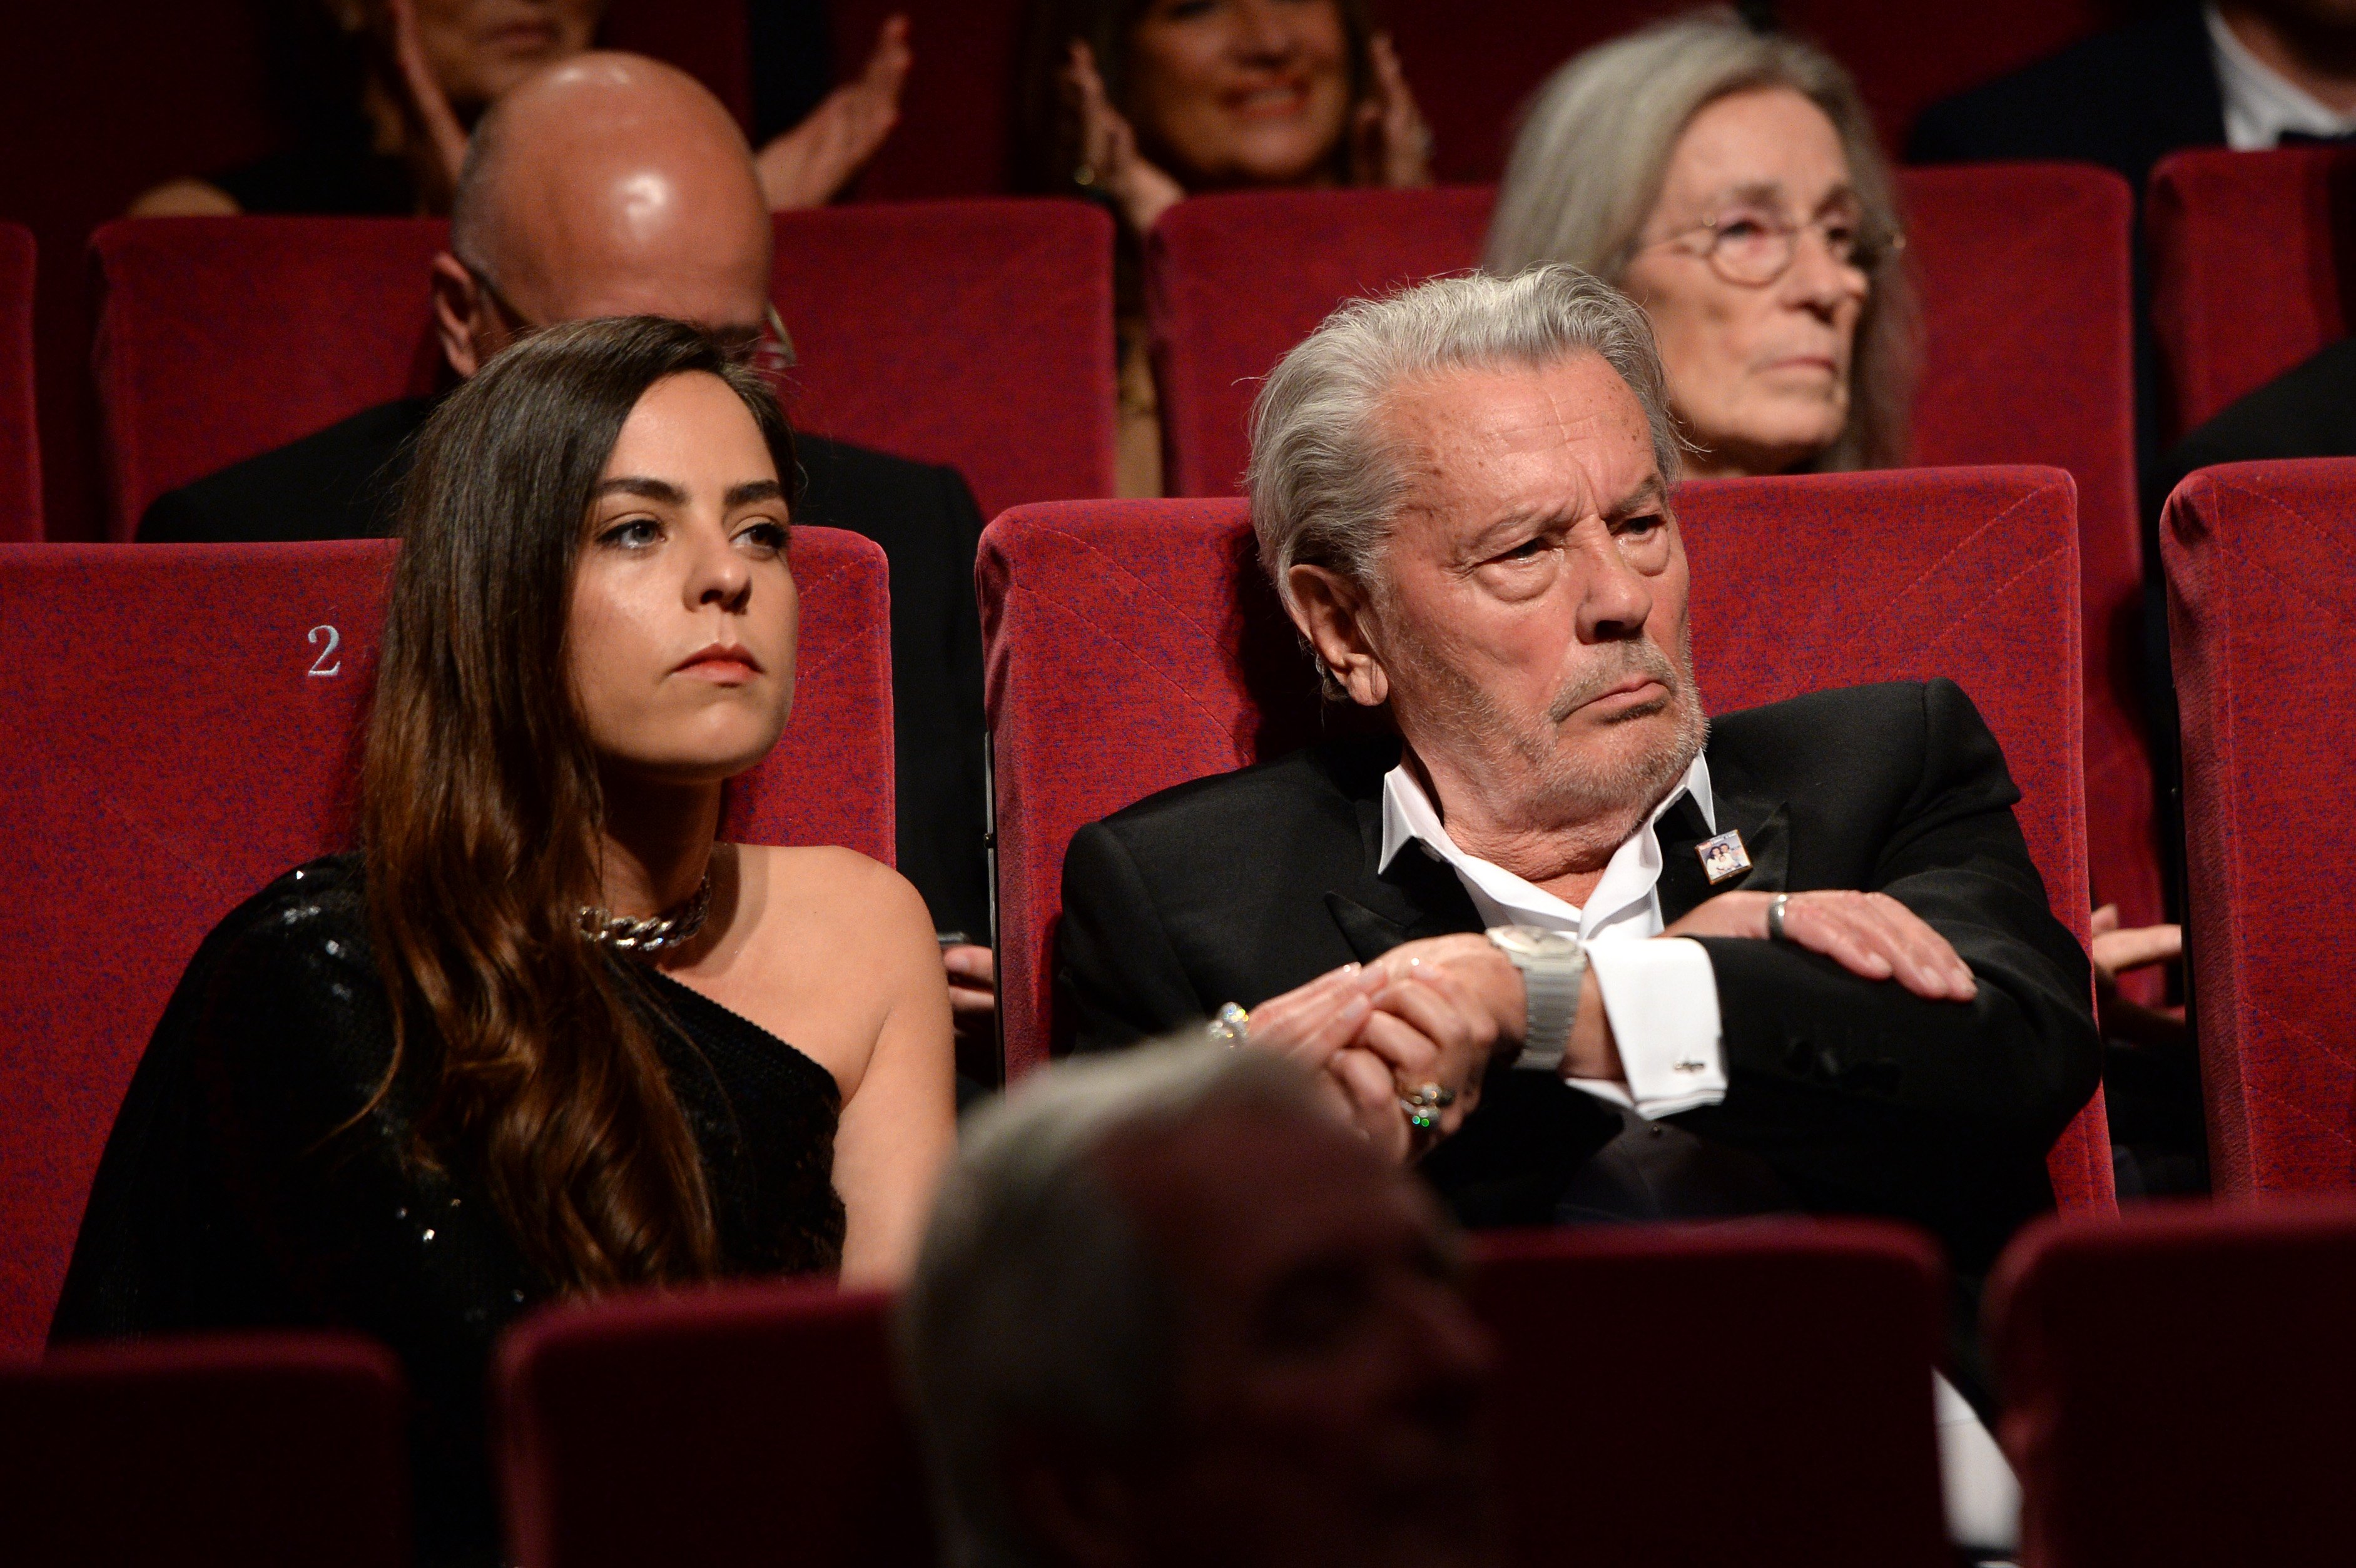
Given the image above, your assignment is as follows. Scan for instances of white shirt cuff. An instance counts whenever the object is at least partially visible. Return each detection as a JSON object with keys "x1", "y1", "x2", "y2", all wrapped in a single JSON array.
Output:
[{"x1": 1572, "y1": 937, "x2": 1727, "y2": 1118}]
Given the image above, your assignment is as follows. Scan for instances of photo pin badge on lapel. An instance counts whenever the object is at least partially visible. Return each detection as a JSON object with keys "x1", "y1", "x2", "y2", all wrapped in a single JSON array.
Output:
[{"x1": 1696, "y1": 829, "x2": 1751, "y2": 885}]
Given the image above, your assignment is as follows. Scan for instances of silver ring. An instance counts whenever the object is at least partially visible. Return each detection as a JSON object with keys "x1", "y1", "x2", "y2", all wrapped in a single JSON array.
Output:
[
  {"x1": 1399, "y1": 1098, "x2": 1439, "y2": 1132},
  {"x1": 1205, "y1": 1001, "x2": 1249, "y2": 1046},
  {"x1": 1765, "y1": 893, "x2": 1790, "y2": 943}
]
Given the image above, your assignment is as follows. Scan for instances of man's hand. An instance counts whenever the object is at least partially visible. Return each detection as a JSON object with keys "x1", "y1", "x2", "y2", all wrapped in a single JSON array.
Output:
[
  {"x1": 756, "y1": 15, "x2": 911, "y2": 210},
  {"x1": 1348, "y1": 33, "x2": 1435, "y2": 190},
  {"x1": 1062, "y1": 40, "x2": 1187, "y2": 236},
  {"x1": 1665, "y1": 889, "x2": 1976, "y2": 1001},
  {"x1": 943, "y1": 942, "x2": 997, "y2": 1058},
  {"x1": 1369, "y1": 934, "x2": 1622, "y2": 1088},
  {"x1": 2089, "y1": 904, "x2": 2186, "y2": 1047}
]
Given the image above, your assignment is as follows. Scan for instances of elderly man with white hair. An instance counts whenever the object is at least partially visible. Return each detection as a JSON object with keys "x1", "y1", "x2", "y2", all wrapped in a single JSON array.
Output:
[{"x1": 1056, "y1": 266, "x2": 2099, "y2": 1410}]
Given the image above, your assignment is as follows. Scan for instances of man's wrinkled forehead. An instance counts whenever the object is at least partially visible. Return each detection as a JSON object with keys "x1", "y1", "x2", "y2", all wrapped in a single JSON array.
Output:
[{"x1": 1381, "y1": 354, "x2": 1662, "y2": 534}]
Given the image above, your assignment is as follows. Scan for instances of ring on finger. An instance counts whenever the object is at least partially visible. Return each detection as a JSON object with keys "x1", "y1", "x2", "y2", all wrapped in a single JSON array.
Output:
[
  {"x1": 1205, "y1": 1001, "x2": 1249, "y2": 1046},
  {"x1": 1399, "y1": 1098, "x2": 1439, "y2": 1132},
  {"x1": 1403, "y1": 1081, "x2": 1456, "y2": 1111}
]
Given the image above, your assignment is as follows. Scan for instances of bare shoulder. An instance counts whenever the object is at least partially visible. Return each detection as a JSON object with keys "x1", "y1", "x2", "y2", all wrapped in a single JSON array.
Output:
[{"x1": 737, "y1": 844, "x2": 935, "y2": 958}]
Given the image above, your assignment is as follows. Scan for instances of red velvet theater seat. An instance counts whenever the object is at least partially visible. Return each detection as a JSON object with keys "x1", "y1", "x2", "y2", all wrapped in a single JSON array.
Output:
[
  {"x1": 2150, "y1": 147, "x2": 2356, "y2": 442},
  {"x1": 495, "y1": 1281, "x2": 930, "y2": 1568},
  {"x1": 1148, "y1": 168, "x2": 2154, "y2": 933},
  {"x1": 1989, "y1": 1194, "x2": 2356, "y2": 1568},
  {"x1": 980, "y1": 468, "x2": 2113, "y2": 1210},
  {"x1": 1473, "y1": 1221, "x2": 1951, "y2": 1568},
  {"x1": 2163, "y1": 459, "x2": 2356, "y2": 1194},
  {"x1": 0, "y1": 530, "x2": 890, "y2": 1353},
  {"x1": 0, "y1": 1332, "x2": 409, "y2": 1568},
  {"x1": 0, "y1": 223, "x2": 39, "y2": 542},
  {"x1": 91, "y1": 203, "x2": 1114, "y2": 537}
]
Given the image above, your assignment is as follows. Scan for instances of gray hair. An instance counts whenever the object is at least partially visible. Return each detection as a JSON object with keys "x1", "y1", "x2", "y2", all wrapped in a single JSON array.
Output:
[
  {"x1": 1485, "y1": 6, "x2": 1916, "y2": 472},
  {"x1": 1247, "y1": 264, "x2": 1683, "y2": 623},
  {"x1": 896, "y1": 1043, "x2": 1326, "y2": 1568}
]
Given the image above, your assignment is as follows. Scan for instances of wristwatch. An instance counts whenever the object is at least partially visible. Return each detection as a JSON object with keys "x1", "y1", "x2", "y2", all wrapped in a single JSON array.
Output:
[{"x1": 1485, "y1": 925, "x2": 1587, "y2": 1074}]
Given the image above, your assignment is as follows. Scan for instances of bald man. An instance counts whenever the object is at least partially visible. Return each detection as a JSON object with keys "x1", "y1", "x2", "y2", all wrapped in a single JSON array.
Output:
[{"x1": 141, "y1": 54, "x2": 995, "y2": 968}]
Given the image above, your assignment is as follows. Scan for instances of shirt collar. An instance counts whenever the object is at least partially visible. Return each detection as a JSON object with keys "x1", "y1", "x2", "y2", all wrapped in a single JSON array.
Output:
[
  {"x1": 2208, "y1": 4, "x2": 2356, "y2": 149},
  {"x1": 1378, "y1": 750, "x2": 1714, "y2": 936}
]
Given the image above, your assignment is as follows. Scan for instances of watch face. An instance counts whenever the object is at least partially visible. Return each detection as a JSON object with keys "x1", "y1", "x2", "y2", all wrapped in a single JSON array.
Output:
[{"x1": 1490, "y1": 924, "x2": 1582, "y2": 958}]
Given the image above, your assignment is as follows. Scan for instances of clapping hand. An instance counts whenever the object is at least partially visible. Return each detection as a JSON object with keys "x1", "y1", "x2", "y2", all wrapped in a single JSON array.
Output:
[
  {"x1": 387, "y1": 0, "x2": 472, "y2": 214},
  {"x1": 1348, "y1": 33, "x2": 1434, "y2": 190},
  {"x1": 1061, "y1": 40, "x2": 1187, "y2": 237},
  {"x1": 757, "y1": 14, "x2": 913, "y2": 210}
]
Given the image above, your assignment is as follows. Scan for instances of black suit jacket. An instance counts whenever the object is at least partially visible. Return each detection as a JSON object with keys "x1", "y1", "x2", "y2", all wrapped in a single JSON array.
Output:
[
  {"x1": 1907, "y1": 3, "x2": 2223, "y2": 195},
  {"x1": 1059, "y1": 680, "x2": 2100, "y2": 1284},
  {"x1": 2156, "y1": 333, "x2": 2356, "y2": 492},
  {"x1": 139, "y1": 398, "x2": 992, "y2": 938}
]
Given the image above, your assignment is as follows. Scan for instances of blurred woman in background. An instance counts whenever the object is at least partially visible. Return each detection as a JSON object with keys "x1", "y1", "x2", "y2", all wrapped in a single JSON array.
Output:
[
  {"x1": 131, "y1": 0, "x2": 910, "y2": 218},
  {"x1": 53, "y1": 316, "x2": 955, "y2": 1565},
  {"x1": 1016, "y1": 0, "x2": 1434, "y2": 495},
  {"x1": 1488, "y1": 7, "x2": 1915, "y2": 477}
]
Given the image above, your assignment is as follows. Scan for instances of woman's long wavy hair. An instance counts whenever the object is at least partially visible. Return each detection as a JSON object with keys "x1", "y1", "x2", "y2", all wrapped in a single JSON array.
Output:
[
  {"x1": 1486, "y1": 6, "x2": 1917, "y2": 473},
  {"x1": 1012, "y1": 0, "x2": 1380, "y2": 198},
  {"x1": 360, "y1": 315, "x2": 794, "y2": 1295}
]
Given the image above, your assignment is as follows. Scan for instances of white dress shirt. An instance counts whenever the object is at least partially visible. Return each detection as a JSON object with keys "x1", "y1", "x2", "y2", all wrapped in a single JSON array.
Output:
[
  {"x1": 2208, "y1": 4, "x2": 2356, "y2": 149},
  {"x1": 1378, "y1": 754, "x2": 1728, "y2": 1118}
]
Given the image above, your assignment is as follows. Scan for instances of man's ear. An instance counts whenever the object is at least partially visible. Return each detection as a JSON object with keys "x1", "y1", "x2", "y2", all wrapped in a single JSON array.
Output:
[
  {"x1": 1001, "y1": 1427, "x2": 1146, "y2": 1568},
  {"x1": 429, "y1": 251, "x2": 487, "y2": 379},
  {"x1": 1286, "y1": 563, "x2": 1390, "y2": 708}
]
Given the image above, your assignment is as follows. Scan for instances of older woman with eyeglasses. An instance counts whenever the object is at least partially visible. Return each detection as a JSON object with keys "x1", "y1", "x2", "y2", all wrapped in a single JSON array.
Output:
[{"x1": 1488, "y1": 8, "x2": 1914, "y2": 478}]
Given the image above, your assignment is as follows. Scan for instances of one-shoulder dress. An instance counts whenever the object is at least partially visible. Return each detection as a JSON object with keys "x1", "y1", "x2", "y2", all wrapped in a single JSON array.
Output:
[{"x1": 51, "y1": 856, "x2": 848, "y2": 1566}]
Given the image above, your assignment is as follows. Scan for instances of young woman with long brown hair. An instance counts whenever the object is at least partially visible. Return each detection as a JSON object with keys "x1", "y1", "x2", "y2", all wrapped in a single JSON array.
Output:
[{"x1": 53, "y1": 316, "x2": 955, "y2": 1565}]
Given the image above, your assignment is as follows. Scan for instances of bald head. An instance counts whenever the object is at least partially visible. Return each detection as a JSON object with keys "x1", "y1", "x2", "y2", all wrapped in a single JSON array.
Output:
[{"x1": 435, "y1": 53, "x2": 773, "y2": 374}]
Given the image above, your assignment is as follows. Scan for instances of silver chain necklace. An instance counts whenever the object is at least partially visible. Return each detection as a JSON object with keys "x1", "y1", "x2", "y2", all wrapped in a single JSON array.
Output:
[{"x1": 577, "y1": 872, "x2": 714, "y2": 958}]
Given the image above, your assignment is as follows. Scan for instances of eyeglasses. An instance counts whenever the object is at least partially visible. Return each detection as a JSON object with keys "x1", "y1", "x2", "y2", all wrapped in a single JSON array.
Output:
[
  {"x1": 455, "y1": 253, "x2": 799, "y2": 377},
  {"x1": 1635, "y1": 199, "x2": 1903, "y2": 288}
]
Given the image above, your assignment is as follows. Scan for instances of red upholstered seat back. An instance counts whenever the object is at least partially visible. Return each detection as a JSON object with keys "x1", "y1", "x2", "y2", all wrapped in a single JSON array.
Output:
[
  {"x1": 1147, "y1": 170, "x2": 2154, "y2": 929},
  {"x1": 2150, "y1": 148, "x2": 2356, "y2": 441},
  {"x1": 495, "y1": 1281, "x2": 930, "y2": 1568},
  {"x1": 0, "y1": 223, "x2": 39, "y2": 542},
  {"x1": 1, "y1": 1332, "x2": 409, "y2": 1568},
  {"x1": 1471, "y1": 1222, "x2": 1949, "y2": 1568},
  {"x1": 91, "y1": 203, "x2": 1115, "y2": 537},
  {"x1": 980, "y1": 468, "x2": 2112, "y2": 1209},
  {"x1": 0, "y1": 530, "x2": 890, "y2": 1352},
  {"x1": 767, "y1": 200, "x2": 1117, "y2": 520},
  {"x1": 1988, "y1": 1195, "x2": 2356, "y2": 1567},
  {"x1": 2162, "y1": 459, "x2": 2356, "y2": 1193}
]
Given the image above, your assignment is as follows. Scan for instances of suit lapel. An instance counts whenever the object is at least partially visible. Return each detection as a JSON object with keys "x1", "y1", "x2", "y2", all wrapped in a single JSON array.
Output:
[
  {"x1": 1323, "y1": 791, "x2": 1485, "y2": 962},
  {"x1": 1655, "y1": 781, "x2": 1789, "y2": 924}
]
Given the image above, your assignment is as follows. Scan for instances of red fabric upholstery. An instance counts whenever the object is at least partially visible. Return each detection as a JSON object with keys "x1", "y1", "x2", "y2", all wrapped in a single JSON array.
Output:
[
  {"x1": 91, "y1": 217, "x2": 450, "y2": 539},
  {"x1": 1988, "y1": 1193, "x2": 2356, "y2": 1567},
  {"x1": 495, "y1": 1281, "x2": 929, "y2": 1568},
  {"x1": 2149, "y1": 147, "x2": 2356, "y2": 441},
  {"x1": 0, "y1": 222, "x2": 36, "y2": 542},
  {"x1": 769, "y1": 200, "x2": 1117, "y2": 520},
  {"x1": 980, "y1": 468, "x2": 2114, "y2": 1210},
  {"x1": 91, "y1": 204, "x2": 1115, "y2": 538},
  {"x1": 1471, "y1": 1221, "x2": 1949, "y2": 1568},
  {"x1": 0, "y1": 530, "x2": 889, "y2": 1353},
  {"x1": 1148, "y1": 171, "x2": 2154, "y2": 929},
  {"x1": 1, "y1": 1331, "x2": 409, "y2": 1567},
  {"x1": 2162, "y1": 460, "x2": 2356, "y2": 1194}
]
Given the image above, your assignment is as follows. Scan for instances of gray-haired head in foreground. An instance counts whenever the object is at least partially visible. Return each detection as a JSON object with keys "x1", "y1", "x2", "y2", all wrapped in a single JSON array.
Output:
[
  {"x1": 1484, "y1": 6, "x2": 1914, "y2": 472},
  {"x1": 1247, "y1": 265, "x2": 1682, "y2": 624},
  {"x1": 896, "y1": 1043, "x2": 1324, "y2": 1568}
]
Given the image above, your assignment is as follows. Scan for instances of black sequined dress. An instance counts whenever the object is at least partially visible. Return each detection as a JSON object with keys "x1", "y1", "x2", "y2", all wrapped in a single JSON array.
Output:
[{"x1": 51, "y1": 856, "x2": 846, "y2": 1565}]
